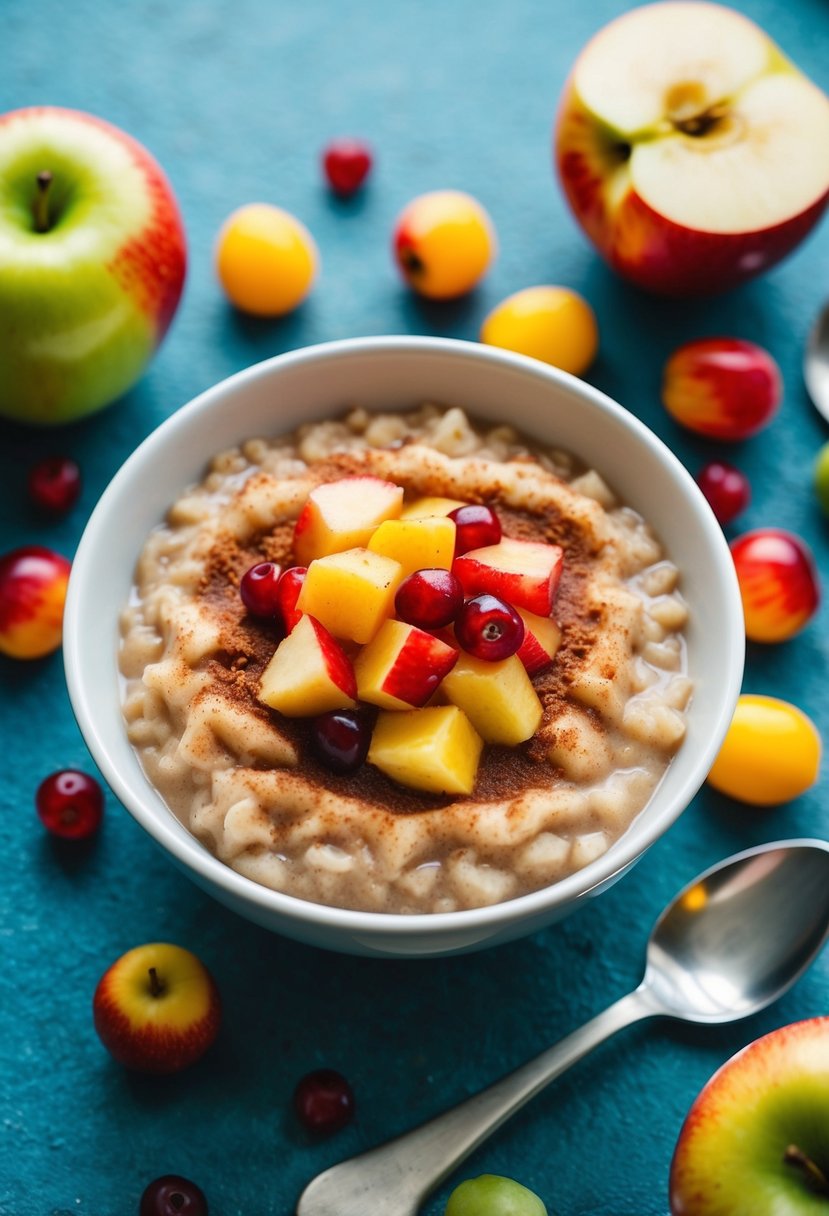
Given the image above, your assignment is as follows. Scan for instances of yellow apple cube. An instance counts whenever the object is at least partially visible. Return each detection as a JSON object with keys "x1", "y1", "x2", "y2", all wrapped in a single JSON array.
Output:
[
  {"x1": 296, "y1": 548, "x2": 404, "y2": 644},
  {"x1": 293, "y1": 476, "x2": 403, "y2": 565},
  {"x1": 399, "y1": 495, "x2": 466, "y2": 519},
  {"x1": 368, "y1": 705, "x2": 482, "y2": 795},
  {"x1": 367, "y1": 515, "x2": 456, "y2": 577},
  {"x1": 442, "y1": 653, "x2": 543, "y2": 745},
  {"x1": 258, "y1": 614, "x2": 357, "y2": 716},
  {"x1": 355, "y1": 619, "x2": 458, "y2": 710}
]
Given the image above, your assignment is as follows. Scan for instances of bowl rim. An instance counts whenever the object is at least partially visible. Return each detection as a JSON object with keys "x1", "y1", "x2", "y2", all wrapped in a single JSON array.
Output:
[{"x1": 64, "y1": 334, "x2": 745, "y2": 937}]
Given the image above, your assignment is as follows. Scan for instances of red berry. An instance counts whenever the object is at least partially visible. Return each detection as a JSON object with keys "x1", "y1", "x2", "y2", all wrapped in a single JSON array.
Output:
[
  {"x1": 139, "y1": 1175, "x2": 208, "y2": 1216},
  {"x1": 395, "y1": 568, "x2": 463, "y2": 629},
  {"x1": 322, "y1": 138, "x2": 373, "y2": 197},
  {"x1": 449, "y1": 504, "x2": 502, "y2": 555},
  {"x1": 275, "y1": 566, "x2": 307, "y2": 631},
  {"x1": 28, "y1": 456, "x2": 81, "y2": 514},
  {"x1": 455, "y1": 594, "x2": 525, "y2": 661},
  {"x1": 240, "y1": 561, "x2": 282, "y2": 617},
  {"x1": 36, "y1": 770, "x2": 103, "y2": 839},
  {"x1": 293, "y1": 1068, "x2": 355, "y2": 1135},
  {"x1": 311, "y1": 711, "x2": 371, "y2": 774},
  {"x1": 696, "y1": 460, "x2": 751, "y2": 525}
]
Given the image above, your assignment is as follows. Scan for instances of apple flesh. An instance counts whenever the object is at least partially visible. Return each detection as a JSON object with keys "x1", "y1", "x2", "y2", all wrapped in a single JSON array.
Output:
[
  {"x1": 92, "y1": 942, "x2": 221, "y2": 1074},
  {"x1": 555, "y1": 3, "x2": 829, "y2": 295},
  {"x1": 293, "y1": 476, "x2": 403, "y2": 566},
  {"x1": 670, "y1": 1017, "x2": 829, "y2": 1215},
  {"x1": 354, "y1": 618, "x2": 458, "y2": 709},
  {"x1": 453, "y1": 538, "x2": 564, "y2": 616},
  {"x1": 258, "y1": 614, "x2": 357, "y2": 716},
  {"x1": 0, "y1": 545, "x2": 71, "y2": 659},
  {"x1": 0, "y1": 106, "x2": 186, "y2": 424}
]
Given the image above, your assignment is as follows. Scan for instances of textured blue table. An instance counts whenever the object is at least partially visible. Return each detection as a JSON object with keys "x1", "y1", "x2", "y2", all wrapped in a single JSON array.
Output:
[{"x1": 2, "y1": 2, "x2": 828, "y2": 1213}]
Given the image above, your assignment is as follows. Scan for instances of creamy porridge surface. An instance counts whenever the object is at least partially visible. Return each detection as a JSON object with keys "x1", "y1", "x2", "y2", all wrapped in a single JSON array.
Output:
[{"x1": 120, "y1": 404, "x2": 691, "y2": 914}]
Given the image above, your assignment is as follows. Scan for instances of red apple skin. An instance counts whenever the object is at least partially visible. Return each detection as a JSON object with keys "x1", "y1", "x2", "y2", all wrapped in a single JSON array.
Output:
[
  {"x1": 730, "y1": 529, "x2": 820, "y2": 643},
  {"x1": 92, "y1": 943, "x2": 221, "y2": 1074},
  {"x1": 453, "y1": 541, "x2": 564, "y2": 616},
  {"x1": 663, "y1": 339, "x2": 781, "y2": 440},
  {"x1": 308, "y1": 616, "x2": 358, "y2": 700},
  {"x1": 555, "y1": 84, "x2": 829, "y2": 297},
  {"x1": 382, "y1": 628, "x2": 458, "y2": 706},
  {"x1": 275, "y1": 566, "x2": 307, "y2": 632},
  {"x1": 670, "y1": 1018, "x2": 829, "y2": 1216},
  {"x1": 0, "y1": 545, "x2": 71, "y2": 659}
]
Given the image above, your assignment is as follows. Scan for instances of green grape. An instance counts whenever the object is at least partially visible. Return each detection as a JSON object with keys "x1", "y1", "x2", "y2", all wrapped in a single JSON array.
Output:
[{"x1": 445, "y1": 1173, "x2": 548, "y2": 1216}]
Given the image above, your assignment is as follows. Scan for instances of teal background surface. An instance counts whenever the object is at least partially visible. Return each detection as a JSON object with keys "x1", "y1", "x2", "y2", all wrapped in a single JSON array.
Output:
[{"x1": 2, "y1": 1, "x2": 828, "y2": 1213}]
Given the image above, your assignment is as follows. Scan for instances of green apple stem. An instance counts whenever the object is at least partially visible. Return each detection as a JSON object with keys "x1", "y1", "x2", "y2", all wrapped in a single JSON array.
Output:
[
  {"x1": 784, "y1": 1145, "x2": 829, "y2": 1197},
  {"x1": 33, "y1": 170, "x2": 53, "y2": 234},
  {"x1": 147, "y1": 966, "x2": 165, "y2": 998}
]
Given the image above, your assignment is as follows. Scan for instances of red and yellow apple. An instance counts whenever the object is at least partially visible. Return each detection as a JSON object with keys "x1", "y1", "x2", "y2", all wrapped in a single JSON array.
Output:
[
  {"x1": 454, "y1": 538, "x2": 564, "y2": 616},
  {"x1": 0, "y1": 106, "x2": 186, "y2": 424},
  {"x1": 670, "y1": 1018, "x2": 829, "y2": 1215},
  {"x1": 258, "y1": 613, "x2": 357, "y2": 716},
  {"x1": 730, "y1": 528, "x2": 820, "y2": 643},
  {"x1": 92, "y1": 943, "x2": 221, "y2": 1074},
  {"x1": 555, "y1": 3, "x2": 829, "y2": 295},
  {"x1": 0, "y1": 545, "x2": 71, "y2": 659},
  {"x1": 663, "y1": 338, "x2": 781, "y2": 440}
]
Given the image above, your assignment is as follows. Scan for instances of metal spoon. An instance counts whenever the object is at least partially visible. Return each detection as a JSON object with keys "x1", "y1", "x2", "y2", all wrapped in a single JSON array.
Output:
[
  {"x1": 297, "y1": 839, "x2": 829, "y2": 1216},
  {"x1": 804, "y1": 302, "x2": 829, "y2": 422}
]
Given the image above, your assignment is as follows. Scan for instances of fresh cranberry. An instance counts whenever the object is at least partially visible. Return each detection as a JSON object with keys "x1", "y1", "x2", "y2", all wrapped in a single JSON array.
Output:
[
  {"x1": 139, "y1": 1174, "x2": 208, "y2": 1216},
  {"x1": 276, "y1": 566, "x2": 307, "y2": 632},
  {"x1": 696, "y1": 460, "x2": 751, "y2": 526},
  {"x1": 28, "y1": 456, "x2": 81, "y2": 514},
  {"x1": 240, "y1": 561, "x2": 282, "y2": 617},
  {"x1": 322, "y1": 138, "x2": 373, "y2": 197},
  {"x1": 455, "y1": 594, "x2": 524, "y2": 661},
  {"x1": 293, "y1": 1068, "x2": 355, "y2": 1135},
  {"x1": 311, "y1": 711, "x2": 371, "y2": 774},
  {"x1": 449, "y1": 504, "x2": 502, "y2": 555},
  {"x1": 36, "y1": 770, "x2": 103, "y2": 839},
  {"x1": 395, "y1": 568, "x2": 463, "y2": 630}
]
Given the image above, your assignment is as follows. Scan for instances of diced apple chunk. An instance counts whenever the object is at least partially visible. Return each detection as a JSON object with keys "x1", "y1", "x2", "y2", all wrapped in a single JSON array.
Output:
[
  {"x1": 296, "y1": 548, "x2": 404, "y2": 644},
  {"x1": 399, "y1": 496, "x2": 465, "y2": 519},
  {"x1": 516, "y1": 608, "x2": 562, "y2": 675},
  {"x1": 258, "y1": 615, "x2": 357, "y2": 716},
  {"x1": 355, "y1": 619, "x2": 458, "y2": 709},
  {"x1": 442, "y1": 653, "x2": 543, "y2": 745},
  {"x1": 367, "y1": 516, "x2": 456, "y2": 577},
  {"x1": 368, "y1": 706, "x2": 483, "y2": 795},
  {"x1": 293, "y1": 477, "x2": 403, "y2": 565},
  {"x1": 453, "y1": 537, "x2": 564, "y2": 615}
]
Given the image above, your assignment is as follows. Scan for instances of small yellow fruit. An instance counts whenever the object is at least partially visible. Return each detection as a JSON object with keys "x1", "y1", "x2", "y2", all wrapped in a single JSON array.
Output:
[
  {"x1": 707, "y1": 694, "x2": 821, "y2": 806},
  {"x1": 393, "y1": 190, "x2": 497, "y2": 299},
  {"x1": 480, "y1": 285, "x2": 598, "y2": 376},
  {"x1": 215, "y1": 203, "x2": 318, "y2": 316}
]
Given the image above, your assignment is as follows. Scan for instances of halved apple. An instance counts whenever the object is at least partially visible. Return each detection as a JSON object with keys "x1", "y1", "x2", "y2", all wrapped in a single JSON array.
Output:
[
  {"x1": 555, "y1": 2, "x2": 829, "y2": 295},
  {"x1": 293, "y1": 476, "x2": 403, "y2": 565}
]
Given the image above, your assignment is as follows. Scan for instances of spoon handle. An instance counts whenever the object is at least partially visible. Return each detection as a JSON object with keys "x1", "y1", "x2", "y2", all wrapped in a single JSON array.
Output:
[{"x1": 296, "y1": 985, "x2": 657, "y2": 1216}]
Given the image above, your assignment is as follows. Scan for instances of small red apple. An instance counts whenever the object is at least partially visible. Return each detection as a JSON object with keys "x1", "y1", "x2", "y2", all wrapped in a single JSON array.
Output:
[
  {"x1": 730, "y1": 528, "x2": 820, "y2": 642},
  {"x1": 92, "y1": 943, "x2": 221, "y2": 1073},
  {"x1": 0, "y1": 545, "x2": 71, "y2": 659},
  {"x1": 662, "y1": 338, "x2": 781, "y2": 440},
  {"x1": 670, "y1": 1018, "x2": 829, "y2": 1215}
]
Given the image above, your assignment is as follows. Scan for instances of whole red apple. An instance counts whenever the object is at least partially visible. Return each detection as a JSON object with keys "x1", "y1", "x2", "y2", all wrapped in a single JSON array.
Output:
[
  {"x1": 0, "y1": 545, "x2": 71, "y2": 659},
  {"x1": 0, "y1": 106, "x2": 186, "y2": 424},
  {"x1": 730, "y1": 528, "x2": 820, "y2": 643},
  {"x1": 92, "y1": 943, "x2": 220, "y2": 1073},
  {"x1": 670, "y1": 1018, "x2": 829, "y2": 1215},
  {"x1": 555, "y1": 3, "x2": 829, "y2": 295}
]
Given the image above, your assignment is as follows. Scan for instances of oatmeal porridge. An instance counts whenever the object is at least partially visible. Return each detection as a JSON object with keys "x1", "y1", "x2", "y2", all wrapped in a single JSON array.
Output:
[{"x1": 120, "y1": 404, "x2": 691, "y2": 914}]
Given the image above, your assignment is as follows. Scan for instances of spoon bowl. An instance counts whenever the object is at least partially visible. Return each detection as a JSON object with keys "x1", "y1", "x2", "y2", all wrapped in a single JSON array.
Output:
[{"x1": 297, "y1": 839, "x2": 829, "y2": 1216}]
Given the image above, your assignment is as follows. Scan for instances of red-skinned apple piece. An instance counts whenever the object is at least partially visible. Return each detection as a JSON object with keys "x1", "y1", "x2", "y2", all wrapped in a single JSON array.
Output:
[
  {"x1": 730, "y1": 528, "x2": 820, "y2": 642},
  {"x1": 355, "y1": 618, "x2": 458, "y2": 709},
  {"x1": 0, "y1": 545, "x2": 71, "y2": 659},
  {"x1": 275, "y1": 566, "x2": 307, "y2": 632},
  {"x1": 0, "y1": 106, "x2": 186, "y2": 424},
  {"x1": 516, "y1": 608, "x2": 562, "y2": 675},
  {"x1": 454, "y1": 538, "x2": 564, "y2": 616},
  {"x1": 293, "y1": 477, "x2": 403, "y2": 565},
  {"x1": 258, "y1": 613, "x2": 357, "y2": 716},
  {"x1": 92, "y1": 943, "x2": 221, "y2": 1074},
  {"x1": 663, "y1": 338, "x2": 781, "y2": 440},
  {"x1": 670, "y1": 1017, "x2": 829, "y2": 1215},
  {"x1": 555, "y1": 3, "x2": 829, "y2": 296}
]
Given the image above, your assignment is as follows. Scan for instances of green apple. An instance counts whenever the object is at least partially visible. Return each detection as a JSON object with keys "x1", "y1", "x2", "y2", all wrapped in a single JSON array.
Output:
[
  {"x1": 445, "y1": 1174, "x2": 548, "y2": 1216},
  {"x1": 0, "y1": 106, "x2": 186, "y2": 425},
  {"x1": 670, "y1": 1017, "x2": 829, "y2": 1215}
]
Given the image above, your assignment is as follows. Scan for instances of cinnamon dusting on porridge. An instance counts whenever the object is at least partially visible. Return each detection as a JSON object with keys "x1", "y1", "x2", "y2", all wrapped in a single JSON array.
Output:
[{"x1": 120, "y1": 405, "x2": 691, "y2": 914}]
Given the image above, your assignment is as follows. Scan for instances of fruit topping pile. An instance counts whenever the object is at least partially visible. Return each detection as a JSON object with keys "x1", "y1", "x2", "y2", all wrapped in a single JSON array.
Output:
[{"x1": 244, "y1": 476, "x2": 564, "y2": 795}]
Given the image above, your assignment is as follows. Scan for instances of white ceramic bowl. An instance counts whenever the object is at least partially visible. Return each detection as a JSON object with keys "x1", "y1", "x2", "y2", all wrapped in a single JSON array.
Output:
[{"x1": 64, "y1": 336, "x2": 744, "y2": 958}]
